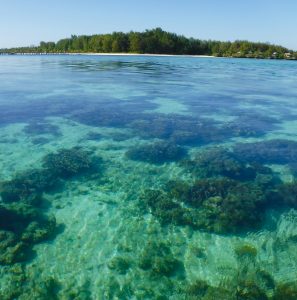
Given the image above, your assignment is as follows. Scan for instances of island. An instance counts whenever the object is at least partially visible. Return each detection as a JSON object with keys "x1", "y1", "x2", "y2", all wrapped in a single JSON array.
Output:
[{"x1": 0, "y1": 28, "x2": 296, "y2": 60}]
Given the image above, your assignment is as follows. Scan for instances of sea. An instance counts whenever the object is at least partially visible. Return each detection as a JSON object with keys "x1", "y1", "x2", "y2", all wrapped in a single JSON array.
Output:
[{"x1": 1, "y1": 54, "x2": 297, "y2": 299}]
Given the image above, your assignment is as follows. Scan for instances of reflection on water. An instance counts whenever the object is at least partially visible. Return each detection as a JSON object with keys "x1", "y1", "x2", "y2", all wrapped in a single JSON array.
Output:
[{"x1": 1, "y1": 55, "x2": 297, "y2": 299}]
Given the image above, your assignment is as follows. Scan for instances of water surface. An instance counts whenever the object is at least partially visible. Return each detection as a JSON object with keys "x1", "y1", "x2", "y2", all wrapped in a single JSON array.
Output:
[{"x1": 1, "y1": 55, "x2": 297, "y2": 299}]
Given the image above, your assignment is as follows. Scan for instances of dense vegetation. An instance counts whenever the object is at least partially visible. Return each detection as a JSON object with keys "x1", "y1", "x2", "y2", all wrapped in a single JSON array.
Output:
[{"x1": 1, "y1": 28, "x2": 296, "y2": 59}]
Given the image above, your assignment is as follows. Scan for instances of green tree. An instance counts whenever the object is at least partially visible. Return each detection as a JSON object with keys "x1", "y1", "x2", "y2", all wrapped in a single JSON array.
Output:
[
  {"x1": 102, "y1": 35, "x2": 113, "y2": 52},
  {"x1": 1, "y1": 28, "x2": 294, "y2": 60}
]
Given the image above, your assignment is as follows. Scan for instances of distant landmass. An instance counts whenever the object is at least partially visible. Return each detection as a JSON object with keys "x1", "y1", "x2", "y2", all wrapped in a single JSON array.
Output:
[{"x1": 1, "y1": 28, "x2": 296, "y2": 60}]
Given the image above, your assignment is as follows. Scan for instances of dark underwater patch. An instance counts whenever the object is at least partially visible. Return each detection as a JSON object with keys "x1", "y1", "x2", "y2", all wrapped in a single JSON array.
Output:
[
  {"x1": 0, "y1": 95, "x2": 85, "y2": 126},
  {"x1": 0, "y1": 147, "x2": 103, "y2": 266},
  {"x1": 84, "y1": 132, "x2": 103, "y2": 141},
  {"x1": 221, "y1": 113, "x2": 280, "y2": 137},
  {"x1": 271, "y1": 181, "x2": 297, "y2": 208},
  {"x1": 0, "y1": 202, "x2": 56, "y2": 265},
  {"x1": 182, "y1": 147, "x2": 274, "y2": 181},
  {"x1": 181, "y1": 94, "x2": 241, "y2": 115},
  {"x1": 24, "y1": 121, "x2": 61, "y2": 137},
  {"x1": 0, "y1": 169, "x2": 57, "y2": 205},
  {"x1": 70, "y1": 99, "x2": 158, "y2": 128},
  {"x1": 233, "y1": 139, "x2": 297, "y2": 164},
  {"x1": 142, "y1": 178, "x2": 268, "y2": 234},
  {"x1": 42, "y1": 147, "x2": 101, "y2": 179},
  {"x1": 138, "y1": 240, "x2": 183, "y2": 277},
  {"x1": 140, "y1": 146, "x2": 297, "y2": 234},
  {"x1": 126, "y1": 141, "x2": 187, "y2": 164},
  {"x1": 129, "y1": 114, "x2": 223, "y2": 145},
  {"x1": 31, "y1": 137, "x2": 51, "y2": 145}
]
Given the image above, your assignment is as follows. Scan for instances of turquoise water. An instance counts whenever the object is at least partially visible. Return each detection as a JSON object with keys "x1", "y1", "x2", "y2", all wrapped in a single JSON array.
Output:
[{"x1": 1, "y1": 55, "x2": 297, "y2": 299}]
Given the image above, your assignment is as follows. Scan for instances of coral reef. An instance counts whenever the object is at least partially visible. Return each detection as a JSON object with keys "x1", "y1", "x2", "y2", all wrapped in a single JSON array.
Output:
[
  {"x1": 138, "y1": 241, "x2": 181, "y2": 277},
  {"x1": 19, "y1": 277, "x2": 61, "y2": 300},
  {"x1": 182, "y1": 147, "x2": 267, "y2": 181},
  {"x1": 233, "y1": 139, "x2": 297, "y2": 164},
  {"x1": 42, "y1": 147, "x2": 99, "y2": 179},
  {"x1": 234, "y1": 244, "x2": 258, "y2": 258},
  {"x1": 1, "y1": 147, "x2": 102, "y2": 206},
  {"x1": 168, "y1": 178, "x2": 238, "y2": 207},
  {"x1": 0, "y1": 203, "x2": 56, "y2": 265},
  {"x1": 108, "y1": 255, "x2": 132, "y2": 274},
  {"x1": 0, "y1": 146, "x2": 102, "y2": 267},
  {"x1": 273, "y1": 181, "x2": 297, "y2": 208},
  {"x1": 126, "y1": 141, "x2": 187, "y2": 164},
  {"x1": 0, "y1": 169, "x2": 57, "y2": 204},
  {"x1": 71, "y1": 97, "x2": 156, "y2": 129},
  {"x1": 129, "y1": 112, "x2": 279, "y2": 147},
  {"x1": 137, "y1": 146, "x2": 294, "y2": 234},
  {"x1": 180, "y1": 280, "x2": 233, "y2": 299},
  {"x1": 143, "y1": 178, "x2": 268, "y2": 234},
  {"x1": 0, "y1": 170, "x2": 57, "y2": 266},
  {"x1": 221, "y1": 113, "x2": 280, "y2": 138},
  {"x1": 100, "y1": 276, "x2": 133, "y2": 300},
  {"x1": 73, "y1": 108, "x2": 279, "y2": 147},
  {"x1": 130, "y1": 114, "x2": 222, "y2": 146},
  {"x1": 236, "y1": 280, "x2": 268, "y2": 300},
  {"x1": 141, "y1": 189, "x2": 190, "y2": 226},
  {"x1": 205, "y1": 182, "x2": 266, "y2": 232},
  {"x1": 194, "y1": 182, "x2": 266, "y2": 233},
  {"x1": 273, "y1": 282, "x2": 297, "y2": 300},
  {"x1": 184, "y1": 279, "x2": 210, "y2": 298}
]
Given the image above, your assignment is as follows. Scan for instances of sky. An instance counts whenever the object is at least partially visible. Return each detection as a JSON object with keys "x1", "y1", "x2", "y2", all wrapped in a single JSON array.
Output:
[{"x1": 1, "y1": 0, "x2": 297, "y2": 50}]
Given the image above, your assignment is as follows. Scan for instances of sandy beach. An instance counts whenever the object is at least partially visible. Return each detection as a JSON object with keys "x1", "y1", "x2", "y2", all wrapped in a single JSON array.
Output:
[
  {"x1": 10, "y1": 52, "x2": 216, "y2": 58},
  {"x1": 71, "y1": 53, "x2": 216, "y2": 58}
]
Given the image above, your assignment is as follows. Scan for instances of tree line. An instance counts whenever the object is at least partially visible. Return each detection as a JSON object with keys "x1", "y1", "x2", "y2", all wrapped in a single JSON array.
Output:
[{"x1": 1, "y1": 28, "x2": 296, "y2": 59}]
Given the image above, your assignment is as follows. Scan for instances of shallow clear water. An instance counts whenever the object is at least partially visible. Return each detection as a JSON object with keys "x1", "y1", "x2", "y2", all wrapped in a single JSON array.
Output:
[{"x1": 1, "y1": 55, "x2": 297, "y2": 299}]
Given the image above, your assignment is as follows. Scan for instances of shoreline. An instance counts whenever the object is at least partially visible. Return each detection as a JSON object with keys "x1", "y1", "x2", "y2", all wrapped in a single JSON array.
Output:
[
  {"x1": 0, "y1": 52, "x2": 216, "y2": 58},
  {"x1": 1, "y1": 52, "x2": 296, "y2": 61},
  {"x1": 70, "y1": 53, "x2": 216, "y2": 58}
]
